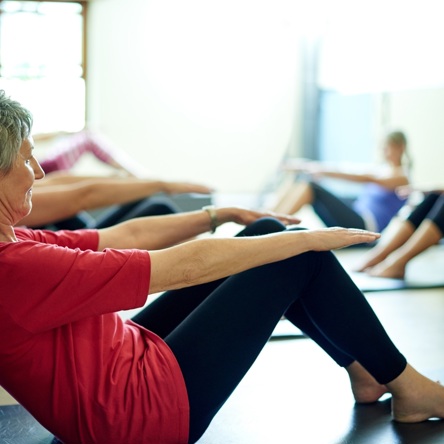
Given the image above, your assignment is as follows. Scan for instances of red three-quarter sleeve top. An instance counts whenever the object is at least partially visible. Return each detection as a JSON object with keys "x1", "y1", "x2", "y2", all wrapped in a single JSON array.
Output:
[{"x1": 0, "y1": 228, "x2": 189, "y2": 444}]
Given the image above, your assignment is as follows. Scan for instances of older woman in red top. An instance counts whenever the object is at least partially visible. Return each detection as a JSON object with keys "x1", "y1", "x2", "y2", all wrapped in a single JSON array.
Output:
[{"x1": 0, "y1": 91, "x2": 443, "y2": 444}]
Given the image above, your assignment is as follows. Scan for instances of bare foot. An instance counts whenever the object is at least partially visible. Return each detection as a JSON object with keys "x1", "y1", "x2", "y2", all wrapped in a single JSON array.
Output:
[
  {"x1": 391, "y1": 372, "x2": 444, "y2": 422},
  {"x1": 346, "y1": 362, "x2": 389, "y2": 403},
  {"x1": 352, "y1": 379, "x2": 389, "y2": 404},
  {"x1": 354, "y1": 252, "x2": 388, "y2": 273},
  {"x1": 368, "y1": 260, "x2": 406, "y2": 279}
]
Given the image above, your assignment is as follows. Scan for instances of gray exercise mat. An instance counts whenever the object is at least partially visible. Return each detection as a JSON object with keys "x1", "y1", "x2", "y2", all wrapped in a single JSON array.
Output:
[
  {"x1": 270, "y1": 319, "x2": 306, "y2": 339},
  {"x1": 350, "y1": 272, "x2": 444, "y2": 292},
  {"x1": 338, "y1": 245, "x2": 444, "y2": 293},
  {"x1": 0, "y1": 404, "x2": 54, "y2": 444}
]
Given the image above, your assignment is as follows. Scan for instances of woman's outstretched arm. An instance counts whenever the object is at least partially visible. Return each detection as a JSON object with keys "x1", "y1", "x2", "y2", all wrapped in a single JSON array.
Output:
[
  {"x1": 96, "y1": 206, "x2": 378, "y2": 293},
  {"x1": 20, "y1": 178, "x2": 212, "y2": 227},
  {"x1": 34, "y1": 173, "x2": 117, "y2": 187},
  {"x1": 97, "y1": 208, "x2": 301, "y2": 250},
  {"x1": 147, "y1": 227, "x2": 380, "y2": 294}
]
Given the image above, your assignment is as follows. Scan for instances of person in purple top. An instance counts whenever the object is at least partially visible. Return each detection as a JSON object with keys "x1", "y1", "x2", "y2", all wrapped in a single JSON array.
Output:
[
  {"x1": 273, "y1": 131, "x2": 410, "y2": 232},
  {"x1": 357, "y1": 189, "x2": 444, "y2": 278}
]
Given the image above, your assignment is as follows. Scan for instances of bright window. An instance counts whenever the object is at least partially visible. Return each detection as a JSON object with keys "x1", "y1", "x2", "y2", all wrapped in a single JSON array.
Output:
[{"x1": 0, "y1": 0, "x2": 86, "y2": 133}]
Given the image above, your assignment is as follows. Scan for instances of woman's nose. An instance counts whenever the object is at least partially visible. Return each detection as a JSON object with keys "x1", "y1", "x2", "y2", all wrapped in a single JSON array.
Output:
[{"x1": 33, "y1": 158, "x2": 45, "y2": 180}]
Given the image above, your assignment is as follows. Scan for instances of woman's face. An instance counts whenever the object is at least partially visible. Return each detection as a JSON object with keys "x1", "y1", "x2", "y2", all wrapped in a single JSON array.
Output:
[
  {"x1": 0, "y1": 137, "x2": 44, "y2": 225},
  {"x1": 383, "y1": 141, "x2": 404, "y2": 164}
]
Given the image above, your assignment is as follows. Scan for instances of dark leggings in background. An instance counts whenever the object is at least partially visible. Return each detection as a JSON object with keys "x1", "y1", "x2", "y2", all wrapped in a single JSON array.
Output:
[
  {"x1": 407, "y1": 192, "x2": 444, "y2": 234},
  {"x1": 132, "y1": 218, "x2": 407, "y2": 443},
  {"x1": 46, "y1": 197, "x2": 180, "y2": 231},
  {"x1": 309, "y1": 182, "x2": 366, "y2": 229},
  {"x1": 95, "y1": 197, "x2": 181, "y2": 228}
]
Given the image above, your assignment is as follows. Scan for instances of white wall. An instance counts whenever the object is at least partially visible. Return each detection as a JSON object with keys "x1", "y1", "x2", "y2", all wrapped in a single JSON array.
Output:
[
  {"x1": 316, "y1": 0, "x2": 444, "y2": 188},
  {"x1": 87, "y1": 0, "x2": 305, "y2": 192},
  {"x1": 386, "y1": 88, "x2": 444, "y2": 187}
]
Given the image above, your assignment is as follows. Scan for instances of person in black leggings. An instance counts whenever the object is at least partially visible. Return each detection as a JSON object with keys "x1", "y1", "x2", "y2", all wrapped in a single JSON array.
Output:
[
  {"x1": 133, "y1": 218, "x2": 429, "y2": 443},
  {"x1": 6, "y1": 91, "x2": 443, "y2": 444},
  {"x1": 305, "y1": 181, "x2": 368, "y2": 229},
  {"x1": 22, "y1": 173, "x2": 212, "y2": 229},
  {"x1": 48, "y1": 197, "x2": 180, "y2": 230},
  {"x1": 357, "y1": 192, "x2": 444, "y2": 278},
  {"x1": 272, "y1": 131, "x2": 410, "y2": 232}
]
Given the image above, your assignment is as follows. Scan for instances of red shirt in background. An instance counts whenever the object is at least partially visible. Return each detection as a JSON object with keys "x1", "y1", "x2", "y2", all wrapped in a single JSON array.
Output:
[{"x1": 0, "y1": 228, "x2": 189, "y2": 444}]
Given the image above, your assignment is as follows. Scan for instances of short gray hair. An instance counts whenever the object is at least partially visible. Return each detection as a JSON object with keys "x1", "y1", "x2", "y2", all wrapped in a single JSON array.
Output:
[{"x1": 0, "y1": 90, "x2": 33, "y2": 174}]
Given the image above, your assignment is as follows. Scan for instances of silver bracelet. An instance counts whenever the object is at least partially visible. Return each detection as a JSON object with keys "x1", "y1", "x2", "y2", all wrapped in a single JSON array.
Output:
[{"x1": 202, "y1": 205, "x2": 218, "y2": 234}]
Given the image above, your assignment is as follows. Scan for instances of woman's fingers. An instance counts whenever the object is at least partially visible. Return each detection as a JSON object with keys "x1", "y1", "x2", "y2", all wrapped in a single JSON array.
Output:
[
  {"x1": 309, "y1": 228, "x2": 380, "y2": 251},
  {"x1": 268, "y1": 213, "x2": 301, "y2": 225},
  {"x1": 195, "y1": 185, "x2": 214, "y2": 194},
  {"x1": 396, "y1": 185, "x2": 413, "y2": 198},
  {"x1": 231, "y1": 209, "x2": 301, "y2": 226},
  {"x1": 185, "y1": 183, "x2": 214, "y2": 194},
  {"x1": 168, "y1": 182, "x2": 214, "y2": 194},
  {"x1": 252, "y1": 210, "x2": 300, "y2": 225},
  {"x1": 282, "y1": 159, "x2": 311, "y2": 172}
]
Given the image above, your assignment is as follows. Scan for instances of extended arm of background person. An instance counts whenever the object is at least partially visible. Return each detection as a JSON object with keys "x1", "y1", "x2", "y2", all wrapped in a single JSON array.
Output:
[
  {"x1": 34, "y1": 173, "x2": 114, "y2": 187},
  {"x1": 283, "y1": 159, "x2": 408, "y2": 190},
  {"x1": 33, "y1": 131, "x2": 71, "y2": 142},
  {"x1": 318, "y1": 169, "x2": 409, "y2": 190},
  {"x1": 97, "y1": 208, "x2": 301, "y2": 251},
  {"x1": 20, "y1": 179, "x2": 213, "y2": 227},
  {"x1": 148, "y1": 227, "x2": 380, "y2": 294},
  {"x1": 35, "y1": 174, "x2": 213, "y2": 194}
]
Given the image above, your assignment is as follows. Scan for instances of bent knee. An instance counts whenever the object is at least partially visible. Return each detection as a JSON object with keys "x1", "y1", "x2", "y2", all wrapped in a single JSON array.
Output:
[{"x1": 244, "y1": 217, "x2": 287, "y2": 236}]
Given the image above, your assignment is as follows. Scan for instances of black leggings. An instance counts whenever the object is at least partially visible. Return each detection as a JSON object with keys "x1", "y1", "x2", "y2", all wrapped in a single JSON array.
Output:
[
  {"x1": 309, "y1": 182, "x2": 366, "y2": 229},
  {"x1": 407, "y1": 192, "x2": 444, "y2": 235},
  {"x1": 95, "y1": 197, "x2": 180, "y2": 229},
  {"x1": 132, "y1": 218, "x2": 407, "y2": 443}
]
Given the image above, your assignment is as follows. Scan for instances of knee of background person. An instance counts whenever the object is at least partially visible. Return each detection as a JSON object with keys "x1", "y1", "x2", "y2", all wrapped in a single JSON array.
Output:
[
  {"x1": 429, "y1": 194, "x2": 444, "y2": 236},
  {"x1": 407, "y1": 192, "x2": 442, "y2": 230},
  {"x1": 425, "y1": 218, "x2": 444, "y2": 238},
  {"x1": 404, "y1": 217, "x2": 420, "y2": 231}
]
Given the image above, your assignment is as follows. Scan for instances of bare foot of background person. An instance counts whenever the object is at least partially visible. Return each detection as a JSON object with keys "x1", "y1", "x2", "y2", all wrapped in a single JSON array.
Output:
[{"x1": 354, "y1": 251, "x2": 390, "y2": 272}]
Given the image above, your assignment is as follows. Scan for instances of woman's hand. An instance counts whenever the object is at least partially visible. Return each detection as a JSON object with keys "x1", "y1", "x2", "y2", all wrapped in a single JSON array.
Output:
[
  {"x1": 282, "y1": 159, "x2": 324, "y2": 175},
  {"x1": 304, "y1": 227, "x2": 380, "y2": 251},
  {"x1": 396, "y1": 185, "x2": 415, "y2": 198},
  {"x1": 149, "y1": 226, "x2": 380, "y2": 293},
  {"x1": 216, "y1": 207, "x2": 301, "y2": 227},
  {"x1": 396, "y1": 184, "x2": 444, "y2": 198},
  {"x1": 162, "y1": 181, "x2": 214, "y2": 195}
]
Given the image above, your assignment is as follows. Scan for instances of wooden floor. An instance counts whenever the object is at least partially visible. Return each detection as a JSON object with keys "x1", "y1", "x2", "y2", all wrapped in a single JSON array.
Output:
[
  {"x1": 197, "y1": 285, "x2": 444, "y2": 443},
  {"x1": 1, "y1": 251, "x2": 444, "y2": 443}
]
